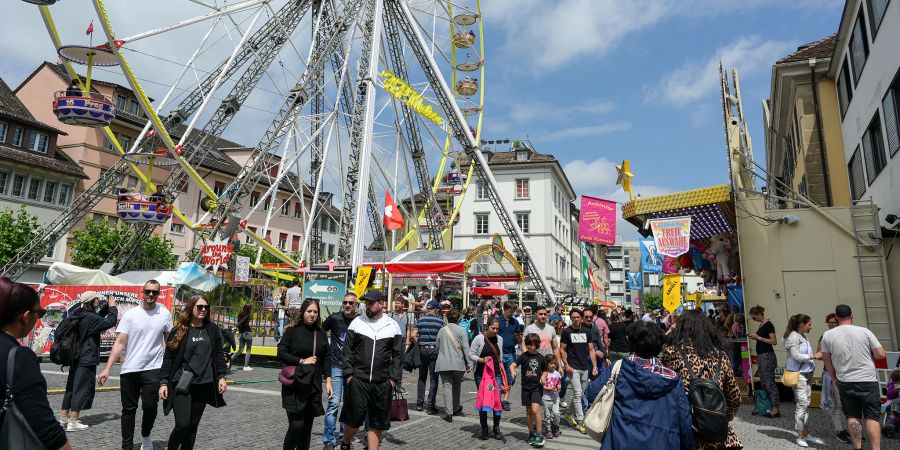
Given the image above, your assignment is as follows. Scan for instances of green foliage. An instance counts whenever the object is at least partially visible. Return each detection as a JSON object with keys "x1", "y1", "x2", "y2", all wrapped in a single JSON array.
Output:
[
  {"x1": 141, "y1": 233, "x2": 178, "y2": 270},
  {"x1": 0, "y1": 206, "x2": 41, "y2": 268},
  {"x1": 235, "y1": 243, "x2": 282, "y2": 265},
  {"x1": 69, "y1": 217, "x2": 178, "y2": 270},
  {"x1": 641, "y1": 290, "x2": 663, "y2": 312}
]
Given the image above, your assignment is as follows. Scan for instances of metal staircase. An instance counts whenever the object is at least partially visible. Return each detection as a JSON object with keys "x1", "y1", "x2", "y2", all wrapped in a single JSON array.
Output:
[{"x1": 850, "y1": 199, "x2": 897, "y2": 350}]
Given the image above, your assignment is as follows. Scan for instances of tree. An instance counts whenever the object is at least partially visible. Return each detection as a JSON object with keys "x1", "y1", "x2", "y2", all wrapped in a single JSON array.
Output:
[
  {"x1": 641, "y1": 290, "x2": 663, "y2": 312},
  {"x1": 69, "y1": 218, "x2": 178, "y2": 270},
  {"x1": 0, "y1": 206, "x2": 41, "y2": 268}
]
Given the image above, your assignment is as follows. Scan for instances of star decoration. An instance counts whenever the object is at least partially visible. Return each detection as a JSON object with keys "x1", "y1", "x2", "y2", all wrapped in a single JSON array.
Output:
[{"x1": 615, "y1": 160, "x2": 634, "y2": 201}]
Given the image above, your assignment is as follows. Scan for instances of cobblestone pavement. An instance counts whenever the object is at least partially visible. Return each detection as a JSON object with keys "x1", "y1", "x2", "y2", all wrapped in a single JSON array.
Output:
[{"x1": 42, "y1": 362, "x2": 900, "y2": 449}]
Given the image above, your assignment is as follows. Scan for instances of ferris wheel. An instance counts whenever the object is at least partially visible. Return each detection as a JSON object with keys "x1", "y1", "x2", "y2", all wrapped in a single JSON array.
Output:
[{"x1": 7, "y1": 0, "x2": 556, "y2": 302}]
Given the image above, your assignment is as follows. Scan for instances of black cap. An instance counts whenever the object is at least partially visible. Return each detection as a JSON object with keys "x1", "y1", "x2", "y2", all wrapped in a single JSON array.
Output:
[
  {"x1": 835, "y1": 304, "x2": 852, "y2": 319},
  {"x1": 362, "y1": 291, "x2": 387, "y2": 302}
]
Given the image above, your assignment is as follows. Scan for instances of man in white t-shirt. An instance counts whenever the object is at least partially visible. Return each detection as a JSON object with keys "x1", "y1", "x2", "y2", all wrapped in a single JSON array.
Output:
[
  {"x1": 286, "y1": 278, "x2": 303, "y2": 309},
  {"x1": 97, "y1": 280, "x2": 173, "y2": 450},
  {"x1": 821, "y1": 304, "x2": 886, "y2": 450}
]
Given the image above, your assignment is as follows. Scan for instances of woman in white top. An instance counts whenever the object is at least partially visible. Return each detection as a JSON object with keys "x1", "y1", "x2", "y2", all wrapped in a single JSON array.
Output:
[{"x1": 783, "y1": 314, "x2": 825, "y2": 448}]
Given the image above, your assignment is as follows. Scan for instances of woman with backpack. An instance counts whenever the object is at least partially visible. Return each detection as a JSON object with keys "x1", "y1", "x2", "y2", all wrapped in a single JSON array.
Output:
[
  {"x1": 783, "y1": 314, "x2": 825, "y2": 448},
  {"x1": 660, "y1": 309, "x2": 742, "y2": 449},
  {"x1": 232, "y1": 304, "x2": 253, "y2": 371},
  {"x1": 436, "y1": 309, "x2": 472, "y2": 423},
  {"x1": 59, "y1": 291, "x2": 118, "y2": 432}
]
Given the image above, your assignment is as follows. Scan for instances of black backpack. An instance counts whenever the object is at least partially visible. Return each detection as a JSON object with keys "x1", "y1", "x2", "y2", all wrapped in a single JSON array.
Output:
[
  {"x1": 679, "y1": 349, "x2": 729, "y2": 443},
  {"x1": 49, "y1": 315, "x2": 83, "y2": 367}
]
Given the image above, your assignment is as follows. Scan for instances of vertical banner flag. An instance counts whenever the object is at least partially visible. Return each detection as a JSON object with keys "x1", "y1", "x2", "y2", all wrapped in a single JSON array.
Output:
[
  {"x1": 383, "y1": 191, "x2": 404, "y2": 231},
  {"x1": 589, "y1": 270, "x2": 600, "y2": 293},
  {"x1": 580, "y1": 242, "x2": 590, "y2": 288},
  {"x1": 234, "y1": 256, "x2": 251, "y2": 284},
  {"x1": 663, "y1": 274, "x2": 682, "y2": 313},
  {"x1": 578, "y1": 196, "x2": 616, "y2": 245},
  {"x1": 626, "y1": 272, "x2": 643, "y2": 290},
  {"x1": 354, "y1": 266, "x2": 374, "y2": 297},
  {"x1": 649, "y1": 216, "x2": 692, "y2": 257},
  {"x1": 639, "y1": 238, "x2": 662, "y2": 273}
]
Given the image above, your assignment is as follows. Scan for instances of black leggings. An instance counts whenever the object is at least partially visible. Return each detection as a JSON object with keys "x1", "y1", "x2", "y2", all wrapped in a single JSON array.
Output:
[
  {"x1": 167, "y1": 383, "x2": 211, "y2": 450},
  {"x1": 284, "y1": 410, "x2": 315, "y2": 450},
  {"x1": 479, "y1": 410, "x2": 501, "y2": 431}
]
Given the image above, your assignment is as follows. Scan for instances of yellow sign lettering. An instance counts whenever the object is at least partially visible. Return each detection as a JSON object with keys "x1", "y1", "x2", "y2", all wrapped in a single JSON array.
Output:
[{"x1": 379, "y1": 71, "x2": 445, "y2": 126}]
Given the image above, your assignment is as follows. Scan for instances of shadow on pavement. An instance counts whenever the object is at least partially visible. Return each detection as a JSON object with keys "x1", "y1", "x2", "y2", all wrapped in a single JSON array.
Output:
[{"x1": 80, "y1": 412, "x2": 120, "y2": 426}]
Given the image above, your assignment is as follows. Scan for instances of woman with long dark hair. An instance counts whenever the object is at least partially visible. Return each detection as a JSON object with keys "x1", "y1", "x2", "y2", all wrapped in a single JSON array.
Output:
[
  {"x1": 748, "y1": 305, "x2": 779, "y2": 417},
  {"x1": 0, "y1": 278, "x2": 70, "y2": 450},
  {"x1": 160, "y1": 295, "x2": 228, "y2": 450},
  {"x1": 660, "y1": 309, "x2": 743, "y2": 449},
  {"x1": 232, "y1": 304, "x2": 253, "y2": 371},
  {"x1": 783, "y1": 314, "x2": 824, "y2": 447},
  {"x1": 278, "y1": 298, "x2": 332, "y2": 450},
  {"x1": 468, "y1": 317, "x2": 506, "y2": 440}
]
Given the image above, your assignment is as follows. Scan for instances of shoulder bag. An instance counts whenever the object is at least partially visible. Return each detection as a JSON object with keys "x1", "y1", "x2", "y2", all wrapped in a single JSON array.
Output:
[
  {"x1": 279, "y1": 330, "x2": 316, "y2": 386},
  {"x1": 484, "y1": 337, "x2": 509, "y2": 393},
  {"x1": 444, "y1": 326, "x2": 468, "y2": 367},
  {"x1": 0, "y1": 347, "x2": 45, "y2": 448},
  {"x1": 584, "y1": 359, "x2": 622, "y2": 443}
]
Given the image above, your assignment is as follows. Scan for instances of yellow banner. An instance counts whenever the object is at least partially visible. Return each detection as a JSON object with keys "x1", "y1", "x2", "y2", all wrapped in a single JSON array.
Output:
[
  {"x1": 354, "y1": 266, "x2": 374, "y2": 298},
  {"x1": 663, "y1": 274, "x2": 682, "y2": 313}
]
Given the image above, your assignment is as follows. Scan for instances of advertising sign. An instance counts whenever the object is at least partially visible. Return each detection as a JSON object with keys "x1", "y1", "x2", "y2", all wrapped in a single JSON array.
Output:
[
  {"x1": 578, "y1": 196, "x2": 616, "y2": 245},
  {"x1": 33, "y1": 285, "x2": 175, "y2": 356},
  {"x1": 202, "y1": 237, "x2": 234, "y2": 273},
  {"x1": 649, "y1": 216, "x2": 692, "y2": 257},
  {"x1": 626, "y1": 272, "x2": 643, "y2": 290},
  {"x1": 354, "y1": 266, "x2": 374, "y2": 298},
  {"x1": 303, "y1": 271, "x2": 349, "y2": 316},
  {"x1": 639, "y1": 238, "x2": 663, "y2": 273},
  {"x1": 234, "y1": 256, "x2": 251, "y2": 284},
  {"x1": 662, "y1": 274, "x2": 682, "y2": 313}
]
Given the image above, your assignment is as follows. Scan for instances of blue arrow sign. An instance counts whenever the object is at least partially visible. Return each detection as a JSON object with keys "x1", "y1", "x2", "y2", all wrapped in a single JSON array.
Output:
[{"x1": 303, "y1": 271, "x2": 348, "y2": 316}]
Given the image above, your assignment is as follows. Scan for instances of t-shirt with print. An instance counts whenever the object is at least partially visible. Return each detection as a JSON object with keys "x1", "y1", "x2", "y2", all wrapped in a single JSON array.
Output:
[
  {"x1": 542, "y1": 370, "x2": 561, "y2": 401},
  {"x1": 524, "y1": 323, "x2": 557, "y2": 357},
  {"x1": 323, "y1": 312, "x2": 355, "y2": 367},
  {"x1": 821, "y1": 324, "x2": 883, "y2": 382},
  {"x1": 515, "y1": 352, "x2": 546, "y2": 390},
  {"x1": 561, "y1": 325, "x2": 594, "y2": 371},
  {"x1": 185, "y1": 326, "x2": 213, "y2": 384},
  {"x1": 116, "y1": 303, "x2": 173, "y2": 374}
]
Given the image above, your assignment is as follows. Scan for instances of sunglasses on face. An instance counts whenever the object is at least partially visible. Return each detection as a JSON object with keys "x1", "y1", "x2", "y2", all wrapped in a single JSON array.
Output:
[
  {"x1": 144, "y1": 289, "x2": 160, "y2": 295},
  {"x1": 343, "y1": 301, "x2": 357, "y2": 306},
  {"x1": 194, "y1": 305, "x2": 210, "y2": 311}
]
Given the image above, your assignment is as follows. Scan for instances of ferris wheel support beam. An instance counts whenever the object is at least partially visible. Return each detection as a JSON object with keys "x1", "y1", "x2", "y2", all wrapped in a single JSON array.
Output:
[
  {"x1": 309, "y1": 0, "x2": 327, "y2": 265},
  {"x1": 117, "y1": 0, "x2": 268, "y2": 45},
  {"x1": 386, "y1": 0, "x2": 556, "y2": 303}
]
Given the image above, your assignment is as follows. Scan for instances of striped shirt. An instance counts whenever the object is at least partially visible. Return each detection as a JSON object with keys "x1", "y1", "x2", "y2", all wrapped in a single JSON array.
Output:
[{"x1": 416, "y1": 314, "x2": 444, "y2": 346}]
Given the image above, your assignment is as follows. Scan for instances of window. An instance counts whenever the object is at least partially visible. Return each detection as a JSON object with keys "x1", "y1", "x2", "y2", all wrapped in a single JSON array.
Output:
[
  {"x1": 516, "y1": 212, "x2": 530, "y2": 233},
  {"x1": 883, "y1": 73, "x2": 900, "y2": 157},
  {"x1": 281, "y1": 199, "x2": 290, "y2": 215},
  {"x1": 867, "y1": 0, "x2": 889, "y2": 37},
  {"x1": 58, "y1": 184, "x2": 72, "y2": 205},
  {"x1": 43, "y1": 181, "x2": 57, "y2": 203},
  {"x1": 610, "y1": 259, "x2": 623, "y2": 269},
  {"x1": 12, "y1": 128, "x2": 22, "y2": 147},
  {"x1": 0, "y1": 122, "x2": 7, "y2": 142},
  {"x1": 837, "y1": 60, "x2": 853, "y2": 119},
  {"x1": 611, "y1": 272, "x2": 623, "y2": 282},
  {"x1": 116, "y1": 95, "x2": 127, "y2": 111},
  {"x1": 476, "y1": 181, "x2": 487, "y2": 199},
  {"x1": 279, "y1": 233, "x2": 287, "y2": 251},
  {"x1": 329, "y1": 217, "x2": 336, "y2": 233},
  {"x1": 515, "y1": 178, "x2": 529, "y2": 198},
  {"x1": 250, "y1": 192, "x2": 260, "y2": 207},
  {"x1": 516, "y1": 150, "x2": 529, "y2": 161},
  {"x1": 263, "y1": 198, "x2": 270, "y2": 210},
  {"x1": 171, "y1": 223, "x2": 185, "y2": 234},
  {"x1": 475, "y1": 213, "x2": 488, "y2": 234},
  {"x1": 0, "y1": 172, "x2": 7, "y2": 195},
  {"x1": 328, "y1": 244, "x2": 335, "y2": 259},
  {"x1": 294, "y1": 202, "x2": 302, "y2": 219},
  {"x1": 849, "y1": 147, "x2": 866, "y2": 200},
  {"x1": 292, "y1": 235, "x2": 301, "y2": 252},
  {"x1": 105, "y1": 136, "x2": 115, "y2": 150},
  {"x1": 27, "y1": 178, "x2": 41, "y2": 200},
  {"x1": 128, "y1": 100, "x2": 140, "y2": 116},
  {"x1": 119, "y1": 136, "x2": 131, "y2": 151},
  {"x1": 213, "y1": 181, "x2": 225, "y2": 197},
  {"x1": 29, "y1": 132, "x2": 49, "y2": 153},
  {"x1": 849, "y1": 8, "x2": 870, "y2": 84},
  {"x1": 862, "y1": 112, "x2": 887, "y2": 184}
]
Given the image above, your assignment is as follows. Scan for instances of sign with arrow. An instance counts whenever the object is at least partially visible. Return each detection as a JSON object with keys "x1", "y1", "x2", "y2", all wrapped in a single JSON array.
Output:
[{"x1": 302, "y1": 271, "x2": 348, "y2": 316}]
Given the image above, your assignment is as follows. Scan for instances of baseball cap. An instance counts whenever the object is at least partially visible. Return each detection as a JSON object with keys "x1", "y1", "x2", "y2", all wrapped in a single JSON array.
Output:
[
  {"x1": 426, "y1": 300, "x2": 440, "y2": 310},
  {"x1": 78, "y1": 291, "x2": 103, "y2": 303},
  {"x1": 362, "y1": 291, "x2": 387, "y2": 302}
]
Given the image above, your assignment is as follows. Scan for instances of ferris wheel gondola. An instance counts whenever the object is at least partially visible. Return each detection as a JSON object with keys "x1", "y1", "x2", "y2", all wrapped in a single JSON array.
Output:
[
  {"x1": 52, "y1": 45, "x2": 119, "y2": 127},
  {"x1": 116, "y1": 149, "x2": 178, "y2": 225}
]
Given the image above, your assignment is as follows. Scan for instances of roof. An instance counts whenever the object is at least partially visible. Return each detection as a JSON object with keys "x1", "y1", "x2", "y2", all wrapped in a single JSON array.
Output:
[
  {"x1": 0, "y1": 78, "x2": 66, "y2": 135},
  {"x1": 42, "y1": 62, "x2": 152, "y2": 101},
  {"x1": 459, "y1": 147, "x2": 577, "y2": 197},
  {"x1": 0, "y1": 143, "x2": 88, "y2": 178},
  {"x1": 622, "y1": 184, "x2": 732, "y2": 218},
  {"x1": 776, "y1": 34, "x2": 837, "y2": 64}
]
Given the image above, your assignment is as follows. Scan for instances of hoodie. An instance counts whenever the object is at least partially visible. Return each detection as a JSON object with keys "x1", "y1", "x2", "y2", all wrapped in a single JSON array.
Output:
[
  {"x1": 71, "y1": 305, "x2": 118, "y2": 367},
  {"x1": 585, "y1": 357, "x2": 694, "y2": 450},
  {"x1": 343, "y1": 313, "x2": 403, "y2": 384}
]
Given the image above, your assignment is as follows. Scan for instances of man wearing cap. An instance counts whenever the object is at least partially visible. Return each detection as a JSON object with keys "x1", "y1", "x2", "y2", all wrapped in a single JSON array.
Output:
[
  {"x1": 339, "y1": 291, "x2": 403, "y2": 450},
  {"x1": 414, "y1": 298, "x2": 444, "y2": 414}
]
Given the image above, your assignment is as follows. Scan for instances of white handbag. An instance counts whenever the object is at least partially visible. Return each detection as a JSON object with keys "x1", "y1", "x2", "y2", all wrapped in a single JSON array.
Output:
[{"x1": 584, "y1": 360, "x2": 622, "y2": 443}]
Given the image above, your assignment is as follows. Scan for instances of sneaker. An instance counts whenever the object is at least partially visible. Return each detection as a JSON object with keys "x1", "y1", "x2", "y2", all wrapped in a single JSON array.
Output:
[
  {"x1": 575, "y1": 422, "x2": 586, "y2": 434},
  {"x1": 339, "y1": 442, "x2": 352, "y2": 450},
  {"x1": 805, "y1": 436, "x2": 825, "y2": 445},
  {"x1": 795, "y1": 438, "x2": 808, "y2": 448},
  {"x1": 66, "y1": 421, "x2": 89, "y2": 432},
  {"x1": 58, "y1": 417, "x2": 68, "y2": 426},
  {"x1": 563, "y1": 413, "x2": 577, "y2": 428},
  {"x1": 533, "y1": 434, "x2": 545, "y2": 448},
  {"x1": 426, "y1": 407, "x2": 439, "y2": 415},
  {"x1": 836, "y1": 431, "x2": 851, "y2": 444},
  {"x1": 559, "y1": 401, "x2": 568, "y2": 409},
  {"x1": 415, "y1": 404, "x2": 424, "y2": 412},
  {"x1": 141, "y1": 436, "x2": 153, "y2": 450},
  {"x1": 528, "y1": 433, "x2": 536, "y2": 446},
  {"x1": 441, "y1": 414, "x2": 452, "y2": 423},
  {"x1": 243, "y1": 366, "x2": 253, "y2": 371},
  {"x1": 544, "y1": 430, "x2": 553, "y2": 440}
]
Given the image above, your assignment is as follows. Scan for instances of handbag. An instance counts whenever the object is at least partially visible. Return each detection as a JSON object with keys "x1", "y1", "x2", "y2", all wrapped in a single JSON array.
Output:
[
  {"x1": 280, "y1": 330, "x2": 316, "y2": 386},
  {"x1": 0, "y1": 347, "x2": 45, "y2": 448},
  {"x1": 175, "y1": 368, "x2": 195, "y2": 393},
  {"x1": 390, "y1": 390, "x2": 409, "y2": 421},
  {"x1": 781, "y1": 369, "x2": 800, "y2": 388},
  {"x1": 584, "y1": 359, "x2": 622, "y2": 443},
  {"x1": 402, "y1": 341, "x2": 421, "y2": 372}
]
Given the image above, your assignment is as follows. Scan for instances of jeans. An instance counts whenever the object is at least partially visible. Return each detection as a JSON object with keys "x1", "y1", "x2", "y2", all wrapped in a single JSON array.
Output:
[
  {"x1": 831, "y1": 386, "x2": 847, "y2": 431},
  {"x1": 323, "y1": 366, "x2": 346, "y2": 445},
  {"x1": 417, "y1": 346, "x2": 438, "y2": 408},
  {"x1": 542, "y1": 398, "x2": 560, "y2": 430},
  {"x1": 567, "y1": 369, "x2": 589, "y2": 421},
  {"x1": 438, "y1": 371, "x2": 464, "y2": 414},
  {"x1": 119, "y1": 369, "x2": 161, "y2": 450},
  {"x1": 559, "y1": 374, "x2": 570, "y2": 401},
  {"x1": 285, "y1": 410, "x2": 314, "y2": 450},
  {"x1": 501, "y1": 353, "x2": 516, "y2": 387},
  {"x1": 793, "y1": 372, "x2": 812, "y2": 432},
  {"x1": 167, "y1": 382, "x2": 210, "y2": 450},
  {"x1": 234, "y1": 332, "x2": 253, "y2": 368}
]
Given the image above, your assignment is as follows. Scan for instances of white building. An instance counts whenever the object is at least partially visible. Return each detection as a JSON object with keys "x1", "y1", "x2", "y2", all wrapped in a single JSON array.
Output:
[{"x1": 453, "y1": 142, "x2": 577, "y2": 302}]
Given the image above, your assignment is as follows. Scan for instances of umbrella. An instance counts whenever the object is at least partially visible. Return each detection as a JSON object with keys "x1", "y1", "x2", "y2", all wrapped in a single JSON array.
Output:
[{"x1": 472, "y1": 284, "x2": 509, "y2": 296}]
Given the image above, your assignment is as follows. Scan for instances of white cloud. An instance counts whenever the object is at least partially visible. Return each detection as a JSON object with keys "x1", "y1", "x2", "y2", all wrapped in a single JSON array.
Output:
[
  {"x1": 538, "y1": 122, "x2": 631, "y2": 141},
  {"x1": 650, "y1": 35, "x2": 799, "y2": 106}
]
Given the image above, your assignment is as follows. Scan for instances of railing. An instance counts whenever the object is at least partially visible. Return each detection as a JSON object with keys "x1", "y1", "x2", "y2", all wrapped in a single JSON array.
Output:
[
  {"x1": 54, "y1": 90, "x2": 112, "y2": 102},
  {"x1": 173, "y1": 303, "x2": 284, "y2": 348}
]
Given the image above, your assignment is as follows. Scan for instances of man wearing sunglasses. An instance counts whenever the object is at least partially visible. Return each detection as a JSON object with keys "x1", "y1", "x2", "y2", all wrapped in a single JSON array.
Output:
[
  {"x1": 98, "y1": 279, "x2": 173, "y2": 450},
  {"x1": 321, "y1": 293, "x2": 359, "y2": 450}
]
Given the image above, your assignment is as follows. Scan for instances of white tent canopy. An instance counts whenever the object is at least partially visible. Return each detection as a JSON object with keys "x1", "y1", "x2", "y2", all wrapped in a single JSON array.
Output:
[
  {"x1": 46, "y1": 262, "x2": 135, "y2": 286},
  {"x1": 118, "y1": 262, "x2": 222, "y2": 291}
]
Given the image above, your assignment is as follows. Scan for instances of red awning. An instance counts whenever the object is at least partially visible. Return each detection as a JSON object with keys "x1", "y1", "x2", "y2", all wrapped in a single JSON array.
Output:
[{"x1": 472, "y1": 284, "x2": 510, "y2": 296}]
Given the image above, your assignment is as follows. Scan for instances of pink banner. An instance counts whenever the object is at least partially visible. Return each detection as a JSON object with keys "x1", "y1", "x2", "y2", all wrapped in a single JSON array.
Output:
[{"x1": 578, "y1": 196, "x2": 616, "y2": 245}]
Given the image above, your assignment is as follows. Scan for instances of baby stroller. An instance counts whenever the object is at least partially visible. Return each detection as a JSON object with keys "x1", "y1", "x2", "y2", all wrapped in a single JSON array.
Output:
[{"x1": 221, "y1": 328, "x2": 237, "y2": 373}]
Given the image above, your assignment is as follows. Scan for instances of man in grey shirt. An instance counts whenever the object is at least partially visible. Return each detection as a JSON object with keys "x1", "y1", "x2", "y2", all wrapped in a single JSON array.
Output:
[
  {"x1": 523, "y1": 305, "x2": 561, "y2": 363},
  {"x1": 821, "y1": 304, "x2": 886, "y2": 450}
]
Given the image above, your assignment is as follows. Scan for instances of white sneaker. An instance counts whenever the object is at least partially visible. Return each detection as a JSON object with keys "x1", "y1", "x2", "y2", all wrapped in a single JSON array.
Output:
[
  {"x1": 805, "y1": 436, "x2": 825, "y2": 445},
  {"x1": 58, "y1": 417, "x2": 68, "y2": 426},
  {"x1": 141, "y1": 435, "x2": 153, "y2": 449},
  {"x1": 559, "y1": 401, "x2": 568, "y2": 409},
  {"x1": 243, "y1": 366, "x2": 253, "y2": 371},
  {"x1": 66, "y1": 421, "x2": 89, "y2": 432},
  {"x1": 795, "y1": 437, "x2": 808, "y2": 447}
]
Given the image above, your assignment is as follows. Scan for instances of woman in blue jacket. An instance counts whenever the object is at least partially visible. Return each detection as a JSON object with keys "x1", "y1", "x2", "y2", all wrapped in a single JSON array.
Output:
[{"x1": 584, "y1": 320, "x2": 693, "y2": 449}]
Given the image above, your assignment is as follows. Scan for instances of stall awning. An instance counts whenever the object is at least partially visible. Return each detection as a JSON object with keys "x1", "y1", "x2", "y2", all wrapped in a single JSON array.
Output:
[{"x1": 622, "y1": 184, "x2": 736, "y2": 239}]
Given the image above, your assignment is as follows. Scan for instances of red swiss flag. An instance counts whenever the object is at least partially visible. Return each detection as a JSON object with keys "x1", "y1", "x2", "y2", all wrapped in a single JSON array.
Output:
[{"x1": 383, "y1": 191, "x2": 404, "y2": 231}]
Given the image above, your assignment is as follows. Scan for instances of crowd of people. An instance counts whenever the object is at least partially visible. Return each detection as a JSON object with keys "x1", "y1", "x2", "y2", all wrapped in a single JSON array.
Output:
[{"x1": 1, "y1": 274, "x2": 897, "y2": 450}]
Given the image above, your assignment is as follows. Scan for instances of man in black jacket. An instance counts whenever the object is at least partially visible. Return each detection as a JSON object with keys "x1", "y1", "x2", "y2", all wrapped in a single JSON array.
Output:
[{"x1": 339, "y1": 291, "x2": 402, "y2": 450}]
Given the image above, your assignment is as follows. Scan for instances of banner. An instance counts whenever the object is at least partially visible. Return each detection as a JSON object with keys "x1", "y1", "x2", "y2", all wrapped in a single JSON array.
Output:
[
  {"x1": 580, "y1": 242, "x2": 590, "y2": 288},
  {"x1": 32, "y1": 285, "x2": 175, "y2": 356},
  {"x1": 626, "y1": 272, "x2": 642, "y2": 290},
  {"x1": 234, "y1": 256, "x2": 251, "y2": 284},
  {"x1": 639, "y1": 238, "x2": 662, "y2": 273},
  {"x1": 663, "y1": 274, "x2": 682, "y2": 313},
  {"x1": 649, "y1": 216, "x2": 692, "y2": 257},
  {"x1": 578, "y1": 196, "x2": 616, "y2": 245},
  {"x1": 202, "y1": 237, "x2": 234, "y2": 273}
]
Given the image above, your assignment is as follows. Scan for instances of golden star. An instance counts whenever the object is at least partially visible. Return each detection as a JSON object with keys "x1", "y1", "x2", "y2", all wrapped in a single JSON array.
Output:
[{"x1": 615, "y1": 160, "x2": 634, "y2": 200}]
